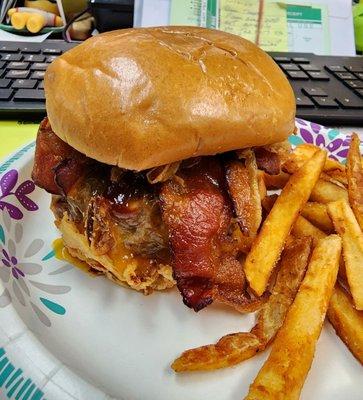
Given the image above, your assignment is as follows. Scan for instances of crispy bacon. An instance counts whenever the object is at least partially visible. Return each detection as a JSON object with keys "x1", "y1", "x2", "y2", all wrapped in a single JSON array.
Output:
[
  {"x1": 32, "y1": 118, "x2": 89, "y2": 195},
  {"x1": 160, "y1": 158, "x2": 264, "y2": 312},
  {"x1": 226, "y1": 155, "x2": 262, "y2": 237},
  {"x1": 254, "y1": 147, "x2": 281, "y2": 175}
]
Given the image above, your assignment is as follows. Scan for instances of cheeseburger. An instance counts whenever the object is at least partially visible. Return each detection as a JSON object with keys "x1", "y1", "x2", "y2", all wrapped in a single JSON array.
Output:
[{"x1": 32, "y1": 27, "x2": 295, "y2": 312}]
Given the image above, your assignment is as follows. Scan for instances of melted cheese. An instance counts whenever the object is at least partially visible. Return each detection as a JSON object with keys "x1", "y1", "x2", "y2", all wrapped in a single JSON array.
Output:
[{"x1": 53, "y1": 238, "x2": 93, "y2": 275}]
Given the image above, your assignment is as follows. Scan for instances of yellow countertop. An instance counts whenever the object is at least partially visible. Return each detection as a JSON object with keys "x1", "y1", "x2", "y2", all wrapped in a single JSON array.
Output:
[{"x1": 0, "y1": 120, "x2": 38, "y2": 160}]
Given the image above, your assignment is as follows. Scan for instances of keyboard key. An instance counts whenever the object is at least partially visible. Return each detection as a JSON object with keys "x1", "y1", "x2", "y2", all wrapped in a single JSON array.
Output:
[
  {"x1": 7, "y1": 62, "x2": 29, "y2": 70},
  {"x1": 286, "y1": 70, "x2": 309, "y2": 80},
  {"x1": 13, "y1": 89, "x2": 45, "y2": 101},
  {"x1": 300, "y1": 64, "x2": 321, "y2": 72},
  {"x1": 308, "y1": 71, "x2": 330, "y2": 80},
  {"x1": 42, "y1": 48, "x2": 62, "y2": 55},
  {"x1": 280, "y1": 63, "x2": 300, "y2": 71},
  {"x1": 30, "y1": 63, "x2": 48, "y2": 71},
  {"x1": 12, "y1": 79, "x2": 37, "y2": 89},
  {"x1": 292, "y1": 57, "x2": 309, "y2": 64},
  {"x1": 0, "y1": 79, "x2": 11, "y2": 88},
  {"x1": 355, "y1": 89, "x2": 363, "y2": 99},
  {"x1": 296, "y1": 95, "x2": 314, "y2": 108},
  {"x1": 312, "y1": 97, "x2": 339, "y2": 108},
  {"x1": 6, "y1": 70, "x2": 30, "y2": 79},
  {"x1": 302, "y1": 87, "x2": 327, "y2": 97},
  {"x1": 1, "y1": 53, "x2": 22, "y2": 62},
  {"x1": 38, "y1": 80, "x2": 44, "y2": 89},
  {"x1": 325, "y1": 65, "x2": 345, "y2": 73},
  {"x1": 31, "y1": 71, "x2": 45, "y2": 80},
  {"x1": 335, "y1": 72, "x2": 357, "y2": 80},
  {"x1": 345, "y1": 65, "x2": 363, "y2": 73},
  {"x1": 335, "y1": 96, "x2": 363, "y2": 109},
  {"x1": 0, "y1": 61, "x2": 4, "y2": 69},
  {"x1": 355, "y1": 73, "x2": 363, "y2": 80},
  {"x1": 0, "y1": 89, "x2": 14, "y2": 100},
  {"x1": 21, "y1": 47, "x2": 41, "y2": 54},
  {"x1": 0, "y1": 45, "x2": 18, "y2": 53},
  {"x1": 344, "y1": 80, "x2": 363, "y2": 89},
  {"x1": 273, "y1": 56, "x2": 291, "y2": 63},
  {"x1": 0, "y1": 70, "x2": 4, "y2": 78},
  {"x1": 24, "y1": 54, "x2": 45, "y2": 62},
  {"x1": 46, "y1": 55, "x2": 57, "y2": 63}
]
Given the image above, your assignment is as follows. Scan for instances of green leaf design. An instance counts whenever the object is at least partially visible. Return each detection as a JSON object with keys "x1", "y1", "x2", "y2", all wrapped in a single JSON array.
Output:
[{"x1": 0, "y1": 225, "x2": 4, "y2": 244}]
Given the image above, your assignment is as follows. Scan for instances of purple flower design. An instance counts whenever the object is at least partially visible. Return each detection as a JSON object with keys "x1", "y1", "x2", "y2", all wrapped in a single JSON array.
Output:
[
  {"x1": 0, "y1": 169, "x2": 38, "y2": 220},
  {"x1": 295, "y1": 120, "x2": 351, "y2": 163},
  {"x1": 2, "y1": 248, "x2": 24, "y2": 279}
]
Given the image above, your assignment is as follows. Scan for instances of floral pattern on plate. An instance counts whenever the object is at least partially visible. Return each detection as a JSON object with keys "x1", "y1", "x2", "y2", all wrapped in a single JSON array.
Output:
[{"x1": 0, "y1": 178, "x2": 72, "y2": 327}]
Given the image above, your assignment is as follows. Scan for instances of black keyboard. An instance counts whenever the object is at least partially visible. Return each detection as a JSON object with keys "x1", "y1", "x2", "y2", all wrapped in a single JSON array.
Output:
[
  {"x1": 0, "y1": 41, "x2": 362, "y2": 125},
  {"x1": 0, "y1": 40, "x2": 77, "y2": 118},
  {"x1": 270, "y1": 52, "x2": 363, "y2": 125}
]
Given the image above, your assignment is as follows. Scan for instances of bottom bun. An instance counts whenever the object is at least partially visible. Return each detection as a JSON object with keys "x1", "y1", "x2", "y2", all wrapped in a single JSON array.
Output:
[{"x1": 56, "y1": 213, "x2": 175, "y2": 294}]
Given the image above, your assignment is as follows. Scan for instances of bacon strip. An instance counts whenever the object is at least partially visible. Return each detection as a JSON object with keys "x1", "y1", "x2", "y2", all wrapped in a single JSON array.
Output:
[
  {"x1": 226, "y1": 154, "x2": 262, "y2": 237},
  {"x1": 160, "y1": 158, "x2": 264, "y2": 312},
  {"x1": 32, "y1": 118, "x2": 88, "y2": 195},
  {"x1": 254, "y1": 147, "x2": 281, "y2": 175}
]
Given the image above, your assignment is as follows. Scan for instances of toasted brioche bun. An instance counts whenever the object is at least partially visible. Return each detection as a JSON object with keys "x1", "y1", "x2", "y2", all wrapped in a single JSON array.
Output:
[
  {"x1": 56, "y1": 212, "x2": 175, "y2": 294},
  {"x1": 44, "y1": 26, "x2": 295, "y2": 171}
]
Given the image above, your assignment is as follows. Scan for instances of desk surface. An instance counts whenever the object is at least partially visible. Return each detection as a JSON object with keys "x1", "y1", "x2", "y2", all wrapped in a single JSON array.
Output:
[
  {"x1": 0, "y1": 120, "x2": 363, "y2": 161},
  {"x1": 0, "y1": 121, "x2": 39, "y2": 160}
]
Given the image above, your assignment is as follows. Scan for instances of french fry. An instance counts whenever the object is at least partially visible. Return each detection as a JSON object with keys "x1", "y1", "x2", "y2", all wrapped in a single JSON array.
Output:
[
  {"x1": 257, "y1": 171, "x2": 267, "y2": 200},
  {"x1": 301, "y1": 202, "x2": 334, "y2": 233},
  {"x1": 245, "y1": 235, "x2": 341, "y2": 400},
  {"x1": 347, "y1": 133, "x2": 363, "y2": 230},
  {"x1": 283, "y1": 143, "x2": 345, "y2": 174},
  {"x1": 310, "y1": 178, "x2": 348, "y2": 204},
  {"x1": 322, "y1": 169, "x2": 348, "y2": 187},
  {"x1": 262, "y1": 171, "x2": 290, "y2": 190},
  {"x1": 290, "y1": 214, "x2": 349, "y2": 281},
  {"x1": 262, "y1": 196, "x2": 327, "y2": 247},
  {"x1": 292, "y1": 215, "x2": 327, "y2": 247},
  {"x1": 250, "y1": 237, "x2": 312, "y2": 346},
  {"x1": 172, "y1": 332, "x2": 260, "y2": 372},
  {"x1": 327, "y1": 284, "x2": 363, "y2": 364},
  {"x1": 244, "y1": 150, "x2": 326, "y2": 296},
  {"x1": 327, "y1": 199, "x2": 363, "y2": 310},
  {"x1": 171, "y1": 238, "x2": 312, "y2": 372}
]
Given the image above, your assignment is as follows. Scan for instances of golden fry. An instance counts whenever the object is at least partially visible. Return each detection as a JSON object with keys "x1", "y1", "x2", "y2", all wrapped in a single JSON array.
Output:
[
  {"x1": 292, "y1": 215, "x2": 326, "y2": 247},
  {"x1": 262, "y1": 171, "x2": 290, "y2": 190},
  {"x1": 322, "y1": 169, "x2": 348, "y2": 187},
  {"x1": 327, "y1": 199, "x2": 363, "y2": 310},
  {"x1": 245, "y1": 235, "x2": 341, "y2": 400},
  {"x1": 301, "y1": 202, "x2": 334, "y2": 233},
  {"x1": 310, "y1": 178, "x2": 348, "y2": 204},
  {"x1": 328, "y1": 284, "x2": 363, "y2": 364},
  {"x1": 347, "y1": 133, "x2": 363, "y2": 230},
  {"x1": 172, "y1": 238, "x2": 311, "y2": 372},
  {"x1": 283, "y1": 143, "x2": 345, "y2": 174},
  {"x1": 258, "y1": 171, "x2": 267, "y2": 200},
  {"x1": 251, "y1": 237, "x2": 312, "y2": 346},
  {"x1": 172, "y1": 332, "x2": 260, "y2": 372},
  {"x1": 244, "y1": 150, "x2": 326, "y2": 296}
]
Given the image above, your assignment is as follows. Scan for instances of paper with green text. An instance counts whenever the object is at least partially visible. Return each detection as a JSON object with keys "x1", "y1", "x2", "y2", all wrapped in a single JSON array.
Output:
[
  {"x1": 287, "y1": 4, "x2": 330, "y2": 54},
  {"x1": 219, "y1": 0, "x2": 288, "y2": 51}
]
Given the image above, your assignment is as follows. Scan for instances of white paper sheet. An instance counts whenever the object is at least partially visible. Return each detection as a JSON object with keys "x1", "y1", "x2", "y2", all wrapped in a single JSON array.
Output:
[{"x1": 138, "y1": 0, "x2": 171, "y2": 27}]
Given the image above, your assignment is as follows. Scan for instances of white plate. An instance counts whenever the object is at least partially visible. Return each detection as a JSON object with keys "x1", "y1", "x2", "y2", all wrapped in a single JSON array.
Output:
[{"x1": 0, "y1": 120, "x2": 362, "y2": 400}]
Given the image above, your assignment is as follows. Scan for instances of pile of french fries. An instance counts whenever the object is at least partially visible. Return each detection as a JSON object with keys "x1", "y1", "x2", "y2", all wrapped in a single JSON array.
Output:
[{"x1": 172, "y1": 134, "x2": 363, "y2": 399}]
